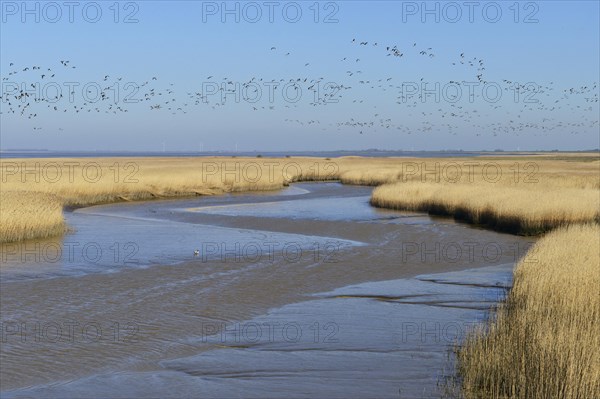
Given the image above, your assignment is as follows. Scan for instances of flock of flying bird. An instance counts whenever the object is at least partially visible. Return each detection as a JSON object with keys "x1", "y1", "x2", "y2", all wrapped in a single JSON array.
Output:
[{"x1": 1, "y1": 38, "x2": 598, "y2": 138}]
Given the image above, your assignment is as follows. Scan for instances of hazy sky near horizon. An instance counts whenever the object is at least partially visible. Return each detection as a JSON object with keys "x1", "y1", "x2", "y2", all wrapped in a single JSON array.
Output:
[{"x1": 1, "y1": 1, "x2": 599, "y2": 151}]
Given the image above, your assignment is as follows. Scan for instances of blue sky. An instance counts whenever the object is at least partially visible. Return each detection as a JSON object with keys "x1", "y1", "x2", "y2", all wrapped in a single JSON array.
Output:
[{"x1": 1, "y1": 1, "x2": 599, "y2": 151}]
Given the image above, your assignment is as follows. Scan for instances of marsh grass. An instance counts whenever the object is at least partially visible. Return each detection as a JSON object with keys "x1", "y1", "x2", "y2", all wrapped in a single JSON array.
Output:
[
  {"x1": 370, "y1": 183, "x2": 600, "y2": 235},
  {"x1": 0, "y1": 191, "x2": 66, "y2": 243},
  {"x1": 456, "y1": 224, "x2": 600, "y2": 399}
]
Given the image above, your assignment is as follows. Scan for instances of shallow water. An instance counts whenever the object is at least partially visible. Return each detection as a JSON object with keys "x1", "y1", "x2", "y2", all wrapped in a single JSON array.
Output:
[{"x1": 0, "y1": 183, "x2": 534, "y2": 398}]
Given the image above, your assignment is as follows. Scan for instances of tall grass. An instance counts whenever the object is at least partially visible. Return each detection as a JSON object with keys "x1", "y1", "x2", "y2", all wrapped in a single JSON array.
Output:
[
  {"x1": 0, "y1": 191, "x2": 66, "y2": 243},
  {"x1": 370, "y1": 182, "x2": 600, "y2": 235},
  {"x1": 456, "y1": 224, "x2": 600, "y2": 398}
]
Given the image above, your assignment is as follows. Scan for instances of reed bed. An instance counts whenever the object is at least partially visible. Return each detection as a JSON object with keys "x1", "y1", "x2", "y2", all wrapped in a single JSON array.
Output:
[
  {"x1": 370, "y1": 182, "x2": 600, "y2": 235},
  {"x1": 456, "y1": 224, "x2": 600, "y2": 399},
  {"x1": 367, "y1": 155, "x2": 600, "y2": 235},
  {"x1": 0, "y1": 191, "x2": 66, "y2": 243}
]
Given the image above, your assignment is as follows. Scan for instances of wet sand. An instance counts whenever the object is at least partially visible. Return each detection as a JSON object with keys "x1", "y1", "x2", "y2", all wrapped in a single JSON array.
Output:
[{"x1": 0, "y1": 183, "x2": 534, "y2": 397}]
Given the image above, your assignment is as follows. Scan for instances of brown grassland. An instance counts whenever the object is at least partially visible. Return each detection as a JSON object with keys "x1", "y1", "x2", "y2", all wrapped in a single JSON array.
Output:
[{"x1": 1, "y1": 153, "x2": 599, "y2": 397}]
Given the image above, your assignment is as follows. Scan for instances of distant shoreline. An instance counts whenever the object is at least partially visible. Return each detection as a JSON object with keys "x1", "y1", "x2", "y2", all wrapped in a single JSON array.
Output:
[{"x1": 1, "y1": 149, "x2": 598, "y2": 159}]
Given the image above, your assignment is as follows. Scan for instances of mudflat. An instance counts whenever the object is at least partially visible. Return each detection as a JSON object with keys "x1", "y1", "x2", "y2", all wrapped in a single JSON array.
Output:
[{"x1": 1, "y1": 183, "x2": 533, "y2": 397}]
